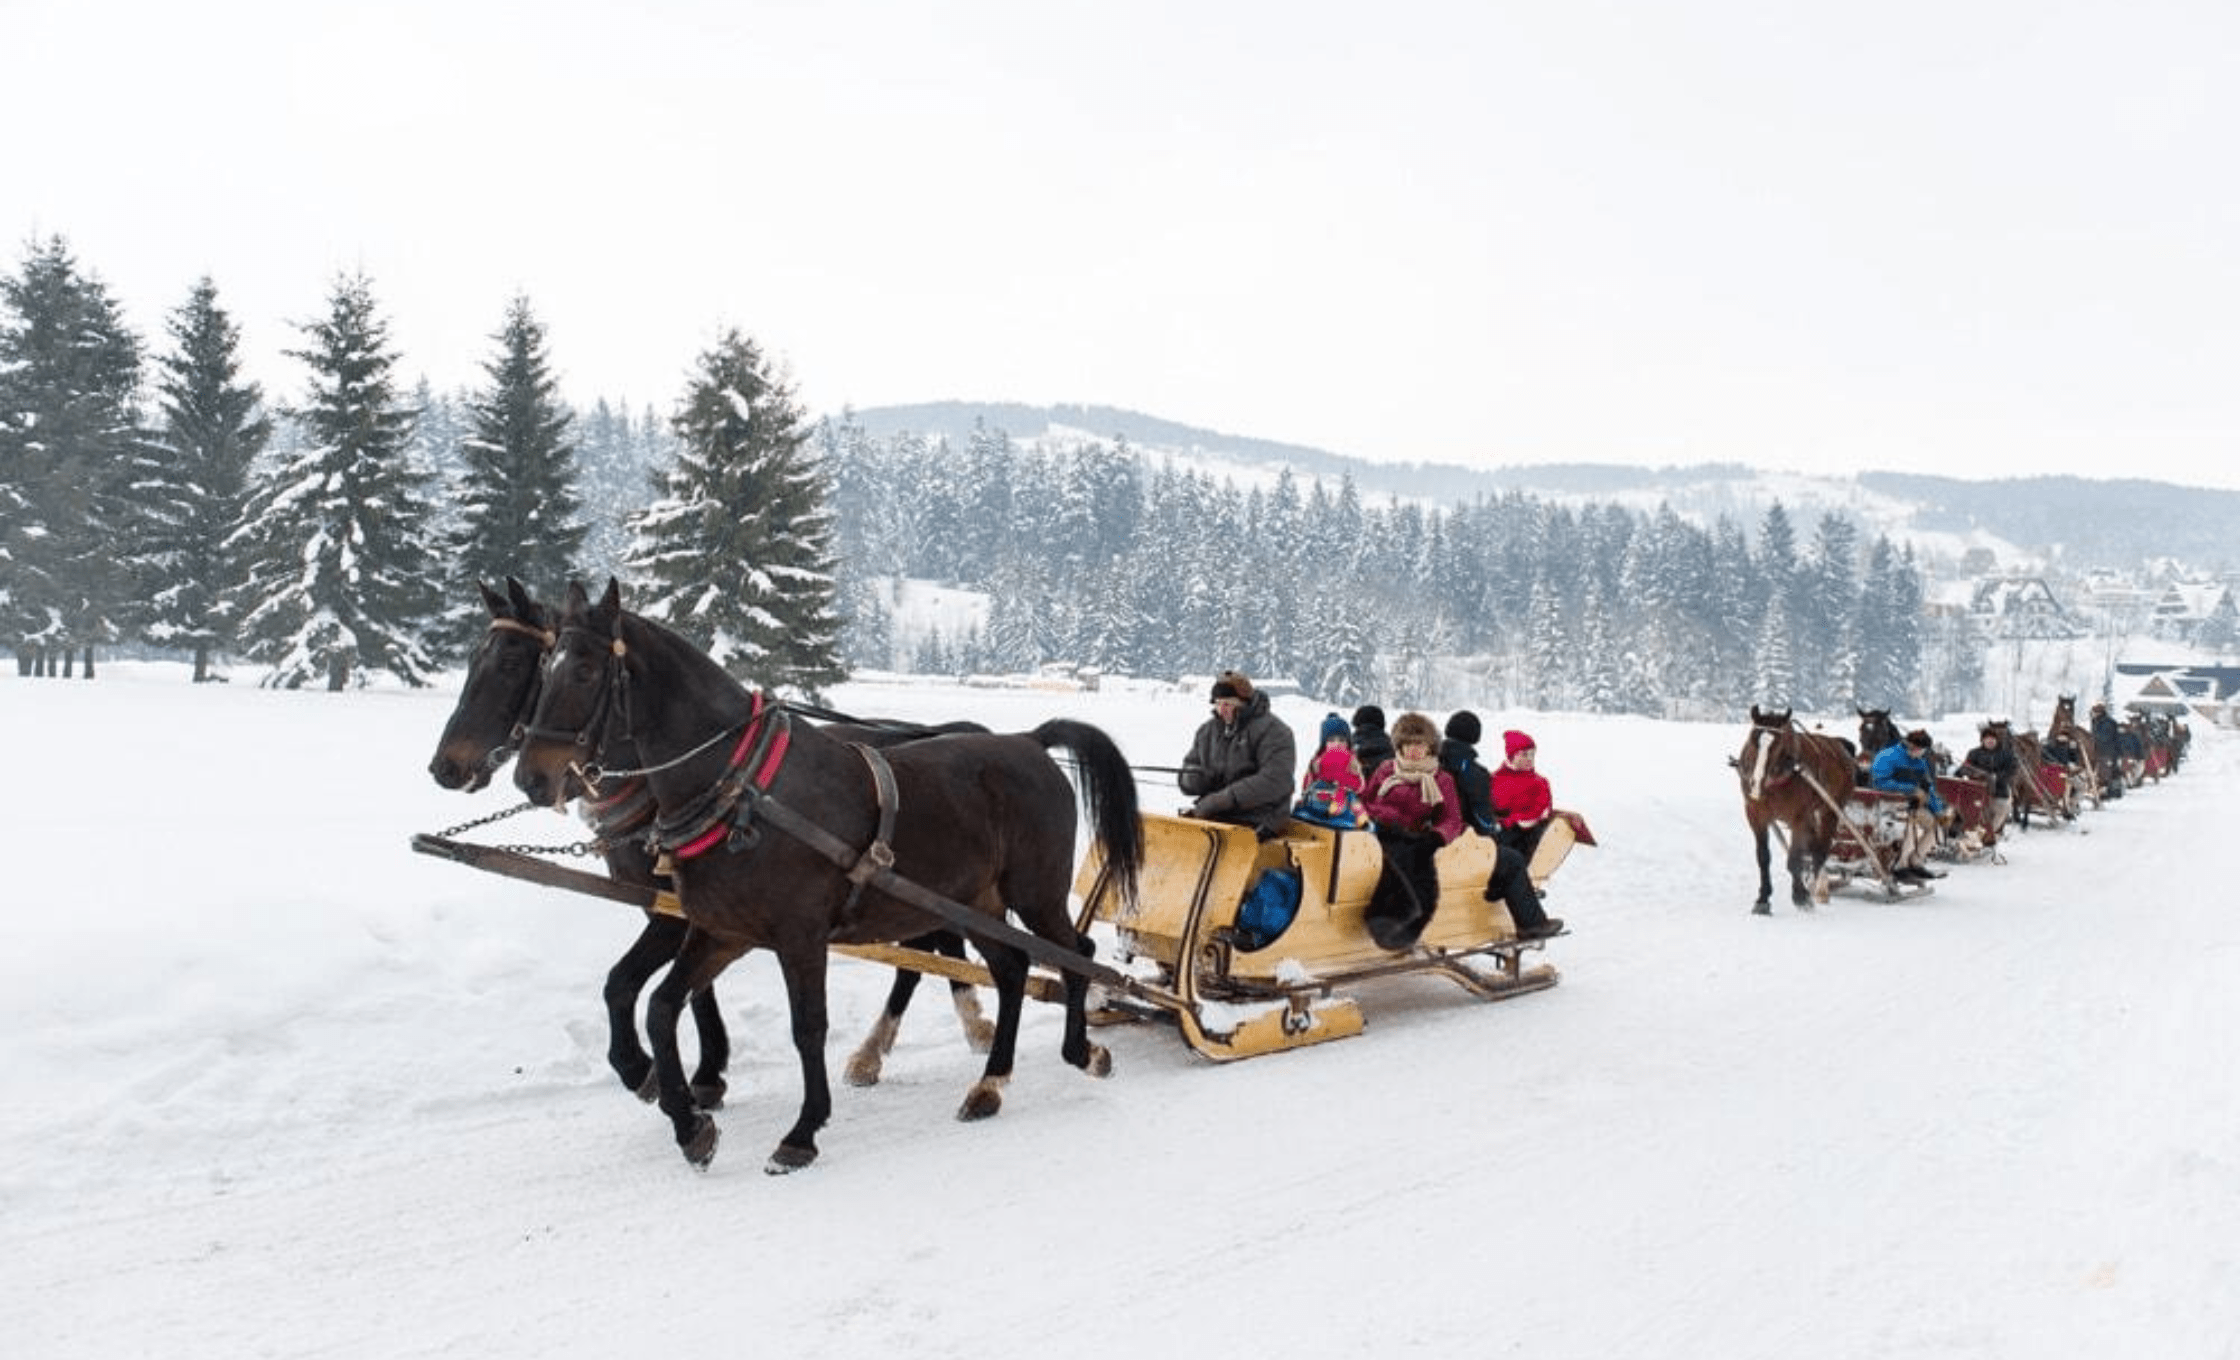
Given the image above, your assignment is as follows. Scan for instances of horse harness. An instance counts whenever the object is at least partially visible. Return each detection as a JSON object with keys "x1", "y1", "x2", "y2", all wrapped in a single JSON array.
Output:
[{"x1": 515, "y1": 619, "x2": 1127, "y2": 980}]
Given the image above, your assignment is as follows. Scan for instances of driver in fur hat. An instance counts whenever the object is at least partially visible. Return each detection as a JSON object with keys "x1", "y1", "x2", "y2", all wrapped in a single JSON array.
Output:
[{"x1": 1178, "y1": 670, "x2": 1298, "y2": 839}]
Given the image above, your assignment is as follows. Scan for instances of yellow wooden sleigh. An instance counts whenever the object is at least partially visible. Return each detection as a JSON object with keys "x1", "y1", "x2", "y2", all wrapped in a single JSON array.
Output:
[{"x1": 1066, "y1": 810, "x2": 1595, "y2": 1060}]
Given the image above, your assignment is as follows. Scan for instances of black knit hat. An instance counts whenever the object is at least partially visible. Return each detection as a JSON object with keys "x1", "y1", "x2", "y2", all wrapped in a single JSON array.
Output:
[
  {"x1": 1444, "y1": 710, "x2": 1482, "y2": 746},
  {"x1": 1351, "y1": 704, "x2": 1386, "y2": 730}
]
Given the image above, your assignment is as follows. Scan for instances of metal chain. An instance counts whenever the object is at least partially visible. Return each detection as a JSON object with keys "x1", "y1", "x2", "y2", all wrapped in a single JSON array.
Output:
[{"x1": 434, "y1": 798, "x2": 608, "y2": 859}]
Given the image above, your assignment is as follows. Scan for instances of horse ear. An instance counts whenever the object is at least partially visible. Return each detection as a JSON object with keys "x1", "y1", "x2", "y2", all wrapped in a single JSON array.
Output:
[
  {"x1": 597, "y1": 577, "x2": 622, "y2": 615},
  {"x1": 563, "y1": 579, "x2": 591, "y2": 614},
  {"x1": 505, "y1": 576, "x2": 536, "y2": 617},
  {"x1": 478, "y1": 579, "x2": 508, "y2": 618}
]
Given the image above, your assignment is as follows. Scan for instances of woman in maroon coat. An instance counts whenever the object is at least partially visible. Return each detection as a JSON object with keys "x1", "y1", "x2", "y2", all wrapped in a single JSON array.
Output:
[{"x1": 1360, "y1": 711, "x2": 1462, "y2": 948}]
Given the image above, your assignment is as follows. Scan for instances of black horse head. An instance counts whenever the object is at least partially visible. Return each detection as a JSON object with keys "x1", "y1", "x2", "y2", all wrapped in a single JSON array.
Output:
[{"x1": 428, "y1": 577, "x2": 553, "y2": 792}]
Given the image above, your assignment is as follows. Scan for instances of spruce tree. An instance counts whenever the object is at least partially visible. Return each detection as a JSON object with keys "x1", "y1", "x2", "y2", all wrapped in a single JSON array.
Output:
[
  {"x1": 574, "y1": 397, "x2": 652, "y2": 576},
  {"x1": 448, "y1": 295, "x2": 587, "y2": 637},
  {"x1": 230, "y1": 272, "x2": 439, "y2": 689},
  {"x1": 143, "y1": 278, "x2": 271, "y2": 682},
  {"x1": 0, "y1": 235, "x2": 147, "y2": 677},
  {"x1": 626, "y1": 328, "x2": 845, "y2": 697}
]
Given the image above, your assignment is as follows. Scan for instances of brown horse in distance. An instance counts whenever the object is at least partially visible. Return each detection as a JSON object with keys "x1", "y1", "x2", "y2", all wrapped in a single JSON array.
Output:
[
  {"x1": 1737, "y1": 706, "x2": 1857, "y2": 914},
  {"x1": 2049, "y1": 695, "x2": 2103, "y2": 808}
]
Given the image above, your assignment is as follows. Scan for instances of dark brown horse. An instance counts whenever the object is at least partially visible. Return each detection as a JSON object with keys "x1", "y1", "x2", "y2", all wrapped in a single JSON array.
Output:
[
  {"x1": 1856, "y1": 707, "x2": 1900, "y2": 763},
  {"x1": 1737, "y1": 706, "x2": 1857, "y2": 914},
  {"x1": 426, "y1": 578, "x2": 992, "y2": 1110},
  {"x1": 513, "y1": 578, "x2": 1144, "y2": 1173}
]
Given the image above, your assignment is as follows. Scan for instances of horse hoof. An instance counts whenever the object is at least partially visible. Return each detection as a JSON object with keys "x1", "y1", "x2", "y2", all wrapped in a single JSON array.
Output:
[
  {"x1": 765, "y1": 1142, "x2": 817, "y2": 1175},
  {"x1": 681, "y1": 1115, "x2": 720, "y2": 1168},
  {"x1": 957, "y1": 1082, "x2": 1004, "y2": 1122},
  {"x1": 1083, "y1": 1045, "x2": 1113, "y2": 1079},
  {"x1": 635, "y1": 1068, "x2": 660, "y2": 1104},
  {"x1": 1751, "y1": 901, "x2": 1772, "y2": 916},
  {"x1": 843, "y1": 1049, "x2": 883, "y2": 1087},
  {"x1": 691, "y1": 1080, "x2": 727, "y2": 1111}
]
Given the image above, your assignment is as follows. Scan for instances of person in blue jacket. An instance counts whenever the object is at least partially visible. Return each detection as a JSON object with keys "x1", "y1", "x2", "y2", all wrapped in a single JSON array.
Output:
[{"x1": 1868, "y1": 729, "x2": 1946, "y2": 883}]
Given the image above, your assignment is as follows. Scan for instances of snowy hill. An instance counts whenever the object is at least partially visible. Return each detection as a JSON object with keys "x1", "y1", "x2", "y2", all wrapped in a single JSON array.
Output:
[{"x1": 843, "y1": 401, "x2": 2240, "y2": 574}]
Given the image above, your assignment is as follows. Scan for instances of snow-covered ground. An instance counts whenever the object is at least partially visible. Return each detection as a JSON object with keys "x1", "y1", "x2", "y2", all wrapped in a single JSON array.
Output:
[{"x1": 4, "y1": 667, "x2": 2234, "y2": 1359}]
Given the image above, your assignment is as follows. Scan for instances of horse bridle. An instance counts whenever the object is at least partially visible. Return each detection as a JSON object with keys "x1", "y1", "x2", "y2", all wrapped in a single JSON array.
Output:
[{"x1": 459, "y1": 615, "x2": 557, "y2": 782}]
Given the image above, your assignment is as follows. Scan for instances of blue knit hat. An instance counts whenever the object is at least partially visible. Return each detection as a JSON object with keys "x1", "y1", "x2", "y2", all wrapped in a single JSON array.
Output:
[{"x1": 1319, "y1": 713, "x2": 1351, "y2": 745}]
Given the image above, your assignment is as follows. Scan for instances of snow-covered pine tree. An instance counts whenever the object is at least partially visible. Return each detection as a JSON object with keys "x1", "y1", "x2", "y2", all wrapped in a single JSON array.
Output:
[
  {"x1": 230, "y1": 272, "x2": 440, "y2": 690},
  {"x1": 143, "y1": 278, "x2": 271, "y2": 682},
  {"x1": 958, "y1": 418, "x2": 1017, "y2": 580},
  {"x1": 1526, "y1": 574, "x2": 1569, "y2": 711},
  {"x1": 1800, "y1": 512, "x2": 1861, "y2": 710},
  {"x1": 1752, "y1": 590, "x2": 1798, "y2": 710},
  {"x1": 1706, "y1": 514, "x2": 1757, "y2": 711},
  {"x1": 625, "y1": 329, "x2": 844, "y2": 698},
  {"x1": 0, "y1": 235, "x2": 147, "y2": 677},
  {"x1": 1851, "y1": 535, "x2": 1905, "y2": 709},
  {"x1": 447, "y1": 295, "x2": 587, "y2": 642},
  {"x1": 573, "y1": 398, "x2": 648, "y2": 577}
]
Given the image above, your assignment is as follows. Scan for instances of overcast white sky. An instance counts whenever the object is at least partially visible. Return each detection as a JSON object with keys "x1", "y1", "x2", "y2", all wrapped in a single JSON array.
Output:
[{"x1": 7, "y1": 0, "x2": 2238, "y2": 487}]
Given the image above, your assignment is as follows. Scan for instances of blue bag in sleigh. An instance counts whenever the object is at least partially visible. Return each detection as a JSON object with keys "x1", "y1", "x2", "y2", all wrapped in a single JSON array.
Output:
[
  {"x1": 1294, "y1": 778, "x2": 1369, "y2": 829},
  {"x1": 1231, "y1": 868, "x2": 1303, "y2": 951}
]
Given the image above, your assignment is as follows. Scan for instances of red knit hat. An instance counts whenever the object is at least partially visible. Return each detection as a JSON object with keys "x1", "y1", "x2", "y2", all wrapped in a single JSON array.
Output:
[{"x1": 1503, "y1": 730, "x2": 1536, "y2": 757}]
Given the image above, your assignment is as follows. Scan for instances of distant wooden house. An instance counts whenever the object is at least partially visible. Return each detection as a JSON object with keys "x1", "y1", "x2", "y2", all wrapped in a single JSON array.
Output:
[
  {"x1": 2112, "y1": 663, "x2": 2240, "y2": 725},
  {"x1": 2147, "y1": 580, "x2": 2237, "y2": 644},
  {"x1": 1969, "y1": 576, "x2": 2084, "y2": 640}
]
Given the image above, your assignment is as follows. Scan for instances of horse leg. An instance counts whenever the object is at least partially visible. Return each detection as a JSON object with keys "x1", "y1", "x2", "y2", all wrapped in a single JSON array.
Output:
[
  {"x1": 767, "y1": 944, "x2": 833, "y2": 1174},
  {"x1": 843, "y1": 932, "x2": 994, "y2": 1089},
  {"x1": 686, "y1": 982, "x2": 729, "y2": 1110},
  {"x1": 936, "y1": 931, "x2": 995, "y2": 1053},
  {"x1": 1786, "y1": 833, "x2": 1814, "y2": 908},
  {"x1": 1058, "y1": 930, "x2": 1111, "y2": 1079},
  {"x1": 959, "y1": 939, "x2": 1029, "y2": 1122},
  {"x1": 603, "y1": 913, "x2": 685, "y2": 1100},
  {"x1": 843, "y1": 970, "x2": 917, "y2": 1089},
  {"x1": 1751, "y1": 821, "x2": 1775, "y2": 914},
  {"x1": 644, "y1": 928, "x2": 743, "y2": 1168},
  {"x1": 1804, "y1": 814, "x2": 1835, "y2": 904}
]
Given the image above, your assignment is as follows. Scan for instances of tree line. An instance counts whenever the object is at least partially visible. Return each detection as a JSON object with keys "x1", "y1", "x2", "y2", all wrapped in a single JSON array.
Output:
[
  {"x1": 0, "y1": 234, "x2": 842, "y2": 693},
  {"x1": 5, "y1": 231, "x2": 1937, "y2": 716},
  {"x1": 821, "y1": 415, "x2": 1936, "y2": 717}
]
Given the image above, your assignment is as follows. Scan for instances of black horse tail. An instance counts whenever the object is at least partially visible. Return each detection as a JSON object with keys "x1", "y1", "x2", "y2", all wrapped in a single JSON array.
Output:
[{"x1": 1031, "y1": 718, "x2": 1144, "y2": 910}]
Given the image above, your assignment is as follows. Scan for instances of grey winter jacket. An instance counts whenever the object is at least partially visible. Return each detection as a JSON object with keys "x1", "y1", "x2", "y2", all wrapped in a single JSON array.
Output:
[{"x1": 1178, "y1": 692, "x2": 1298, "y2": 838}]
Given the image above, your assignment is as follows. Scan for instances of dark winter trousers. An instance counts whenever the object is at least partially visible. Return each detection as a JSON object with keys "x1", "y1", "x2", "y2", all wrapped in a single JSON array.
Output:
[
  {"x1": 1483, "y1": 841, "x2": 1550, "y2": 933},
  {"x1": 1367, "y1": 827, "x2": 1443, "y2": 950},
  {"x1": 1497, "y1": 820, "x2": 1549, "y2": 871}
]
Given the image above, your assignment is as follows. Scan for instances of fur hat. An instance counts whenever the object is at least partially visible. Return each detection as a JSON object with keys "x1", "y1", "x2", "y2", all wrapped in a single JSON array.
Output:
[
  {"x1": 1503, "y1": 729, "x2": 1536, "y2": 757},
  {"x1": 1319, "y1": 712, "x2": 1351, "y2": 746},
  {"x1": 1904, "y1": 729, "x2": 1933, "y2": 749},
  {"x1": 1390, "y1": 711, "x2": 1440, "y2": 751},
  {"x1": 1444, "y1": 710, "x2": 1482, "y2": 746},
  {"x1": 1351, "y1": 703, "x2": 1386, "y2": 730},
  {"x1": 1210, "y1": 669, "x2": 1254, "y2": 702}
]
